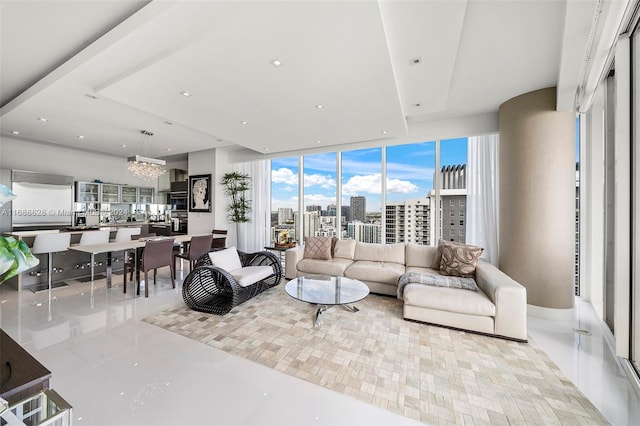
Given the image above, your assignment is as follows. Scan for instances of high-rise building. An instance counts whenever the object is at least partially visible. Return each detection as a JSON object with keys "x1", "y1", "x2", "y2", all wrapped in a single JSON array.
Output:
[
  {"x1": 306, "y1": 205, "x2": 321, "y2": 213},
  {"x1": 385, "y1": 198, "x2": 431, "y2": 244},
  {"x1": 348, "y1": 221, "x2": 381, "y2": 243},
  {"x1": 327, "y1": 204, "x2": 337, "y2": 216},
  {"x1": 297, "y1": 210, "x2": 321, "y2": 238},
  {"x1": 350, "y1": 196, "x2": 366, "y2": 222},
  {"x1": 433, "y1": 165, "x2": 467, "y2": 244},
  {"x1": 277, "y1": 207, "x2": 294, "y2": 225}
]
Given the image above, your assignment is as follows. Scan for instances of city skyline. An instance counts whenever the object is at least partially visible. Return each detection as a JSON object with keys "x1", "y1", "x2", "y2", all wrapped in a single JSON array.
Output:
[{"x1": 271, "y1": 137, "x2": 469, "y2": 213}]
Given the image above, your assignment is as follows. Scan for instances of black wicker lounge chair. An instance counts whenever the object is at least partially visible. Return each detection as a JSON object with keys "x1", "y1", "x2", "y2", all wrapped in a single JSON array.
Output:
[{"x1": 182, "y1": 248, "x2": 283, "y2": 315}]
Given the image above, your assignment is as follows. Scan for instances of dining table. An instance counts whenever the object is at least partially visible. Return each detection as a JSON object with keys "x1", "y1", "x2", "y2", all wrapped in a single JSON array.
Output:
[{"x1": 67, "y1": 233, "x2": 224, "y2": 288}]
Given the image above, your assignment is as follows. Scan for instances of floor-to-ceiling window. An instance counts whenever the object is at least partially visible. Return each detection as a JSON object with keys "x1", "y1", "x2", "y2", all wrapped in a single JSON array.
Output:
[
  {"x1": 341, "y1": 148, "x2": 382, "y2": 242},
  {"x1": 385, "y1": 142, "x2": 435, "y2": 245},
  {"x1": 439, "y1": 137, "x2": 468, "y2": 243},
  {"x1": 301, "y1": 152, "x2": 337, "y2": 240},
  {"x1": 270, "y1": 156, "x2": 299, "y2": 245}
]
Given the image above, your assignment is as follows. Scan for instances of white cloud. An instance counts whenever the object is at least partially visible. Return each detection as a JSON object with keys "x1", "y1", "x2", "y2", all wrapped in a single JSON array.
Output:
[
  {"x1": 272, "y1": 168, "x2": 298, "y2": 185},
  {"x1": 342, "y1": 174, "x2": 419, "y2": 195},
  {"x1": 387, "y1": 178, "x2": 419, "y2": 194},
  {"x1": 304, "y1": 193, "x2": 336, "y2": 206},
  {"x1": 303, "y1": 173, "x2": 335, "y2": 189},
  {"x1": 271, "y1": 195, "x2": 298, "y2": 211}
]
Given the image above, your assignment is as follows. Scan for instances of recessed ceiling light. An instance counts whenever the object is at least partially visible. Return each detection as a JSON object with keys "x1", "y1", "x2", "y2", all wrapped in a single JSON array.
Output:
[
  {"x1": 316, "y1": 140, "x2": 321, "y2": 144},
  {"x1": 180, "y1": 91, "x2": 192, "y2": 97},
  {"x1": 77, "y1": 135, "x2": 85, "y2": 139},
  {"x1": 84, "y1": 93, "x2": 98, "y2": 100},
  {"x1": 271, "y1": 59, "x2": 284, "y2": 67},
  {"x1": 409, "y1": 57, "x2": 422, "y2": 66},
  {"x1": 216, "y1": 139, "x2": 222, "y2": 143},
  {"x1": 166, "y1": 148, "x2": 172, "y2": 152},
  {"x1": 414, "y1": 103, "x2": 421, "y2": 107},
  {"x1": 381, "y1": 130, "x2": 388, "y2": 135},
  {"x1": 121, "y1": 145, "x2": 127, "y2": 148},
  {"x1": 37, "y1": 117, "x2": 48, "y2": 122},
  {"x1": 264, "y1": 147, "x2": 270, "y2": 151},
  {"x1": 315, "y1": 104, "x2": 325, "y2": 109},
  {"x1": 241, "y1": 121, "x2": 248, "y2": 125},
  {"x1": 164, "y1": 121, "x2": 173, "y2": 125},
  {"x1": 11, "y1": 130, "x2": 19, "y2": 135}
]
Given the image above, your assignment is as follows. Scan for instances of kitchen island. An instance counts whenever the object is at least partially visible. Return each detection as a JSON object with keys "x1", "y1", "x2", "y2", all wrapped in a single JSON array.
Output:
[{"x1": 4, "y1": 223, "x2": 187, "y2": 291}]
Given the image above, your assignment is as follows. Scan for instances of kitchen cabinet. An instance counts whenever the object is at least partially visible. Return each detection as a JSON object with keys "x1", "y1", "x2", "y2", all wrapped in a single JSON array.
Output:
[
  {"x1": 121, "y1": 186, "x2": 137, "y2": 203},
  {"x1": 138, "y1": 187, "x2": 154, "y2": 204},
  {"x1": 101, "y1": 183, "x2": 120, "y2": 203},
  {"x1": 75, "y1": 182, "x2": 100, "y2": 202}
]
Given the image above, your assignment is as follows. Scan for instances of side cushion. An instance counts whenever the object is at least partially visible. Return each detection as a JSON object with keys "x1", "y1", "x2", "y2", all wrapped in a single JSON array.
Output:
[
  {"x1": 208, "y1": 246, "x2": 242, "y2": 271},
  {"x1": 345, "y1": 260, "x2": 405, "y2": 286},
  {"x1": 304, "y1": 236, "x2": 332, "y2": 260},
  {"x1": 355, "y1": 242, "x2": 405, "y2": 264}
]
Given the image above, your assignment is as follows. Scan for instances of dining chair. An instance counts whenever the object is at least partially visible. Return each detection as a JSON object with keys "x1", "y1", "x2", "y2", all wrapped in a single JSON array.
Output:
[
  {"x1": 211, "y1": 229, "x2": 228, "y2": 249},
  {"x1": 124, "y1": 238, "x2": 175, "y2": 297},
  {"x1": 174, "y1": 234, "x2": 213, "y2": 274},
  {"x1": 114, "y1": 227, "x2": 141, "y2": 242}
]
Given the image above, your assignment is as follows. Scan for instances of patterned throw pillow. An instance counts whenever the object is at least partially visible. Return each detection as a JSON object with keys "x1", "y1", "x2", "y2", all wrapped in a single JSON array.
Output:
[
  {"x1": 439, "y1": 241, "x2": 484, "y2": 277},
  {"x1": 304, "y1": 236, "x2": 332, "y2": 260}
]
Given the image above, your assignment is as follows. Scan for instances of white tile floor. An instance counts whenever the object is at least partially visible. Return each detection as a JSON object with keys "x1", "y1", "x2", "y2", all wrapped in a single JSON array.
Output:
[{"x1": 1, "y1": 267, "x2": 639, "y2": 425}]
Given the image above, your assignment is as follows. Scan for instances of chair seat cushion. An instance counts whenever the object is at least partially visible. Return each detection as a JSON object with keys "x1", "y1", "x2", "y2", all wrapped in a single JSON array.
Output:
[{"x1": 231, "y1": 266, "x2": 274, "y2": 287}]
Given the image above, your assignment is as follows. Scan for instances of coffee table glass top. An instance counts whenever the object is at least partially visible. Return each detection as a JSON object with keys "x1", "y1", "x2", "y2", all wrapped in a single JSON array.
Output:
[{"x1": 285, "y1": 275, "x2": 369, "y2": 306}]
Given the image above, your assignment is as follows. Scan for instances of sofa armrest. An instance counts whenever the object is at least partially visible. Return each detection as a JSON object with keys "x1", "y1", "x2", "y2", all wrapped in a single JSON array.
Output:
[
  {"x1": 285, "y1": 246, "x2": 305, "y2": 279},
  {"x1": 475, "y1": 260, "x2": 528, "y2": 341}
]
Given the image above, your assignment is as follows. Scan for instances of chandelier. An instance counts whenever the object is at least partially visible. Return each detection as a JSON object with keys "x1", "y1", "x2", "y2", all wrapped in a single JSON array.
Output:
[{"x1": 127, "y1": 130, "x2": 167, "y2": 181}]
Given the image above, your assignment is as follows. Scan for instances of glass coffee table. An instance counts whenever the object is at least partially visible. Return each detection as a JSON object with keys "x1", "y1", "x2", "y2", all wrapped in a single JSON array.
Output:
[{"x1": 285, "y1": 275, "x2": 369, "y2": 327}]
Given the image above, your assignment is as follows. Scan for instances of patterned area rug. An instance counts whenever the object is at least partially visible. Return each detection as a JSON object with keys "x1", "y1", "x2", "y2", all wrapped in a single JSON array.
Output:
[{"x1": 144, "y1": 286, "x2": 608, "y2": 425}]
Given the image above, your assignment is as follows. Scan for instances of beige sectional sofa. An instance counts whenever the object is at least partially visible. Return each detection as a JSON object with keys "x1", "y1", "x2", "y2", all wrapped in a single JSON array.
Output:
[{"x1": 285, "y1": 241, "x2": 527, "y2": 341}]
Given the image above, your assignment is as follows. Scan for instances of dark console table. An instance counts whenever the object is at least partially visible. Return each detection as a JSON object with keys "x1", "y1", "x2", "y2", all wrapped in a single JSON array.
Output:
[{"x1": 0, "y1": 329, "x2": 51, "y2": 405}]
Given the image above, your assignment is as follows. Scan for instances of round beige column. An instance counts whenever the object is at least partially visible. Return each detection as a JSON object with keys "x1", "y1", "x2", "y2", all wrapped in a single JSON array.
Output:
[{"x1": 499, "y1": 87, "x2": 575, "y2": 310}]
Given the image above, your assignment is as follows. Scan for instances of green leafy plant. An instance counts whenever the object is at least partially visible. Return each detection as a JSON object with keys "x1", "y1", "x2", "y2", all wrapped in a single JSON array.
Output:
[
  {"x1": 220, "y1": 172, "x2": 252, "y2": 224},
  {"x1": 0, "y1": 236, "x2": 39, "y2": 284}
]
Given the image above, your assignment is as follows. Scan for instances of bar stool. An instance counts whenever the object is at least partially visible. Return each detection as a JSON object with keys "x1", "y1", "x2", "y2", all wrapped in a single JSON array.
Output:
[
  {"x1": 31, "y1": 232, "x2": 71, "y2": 292},
  {"x1": 79, "y1": 230, "x2": 110, "y2": 282}
]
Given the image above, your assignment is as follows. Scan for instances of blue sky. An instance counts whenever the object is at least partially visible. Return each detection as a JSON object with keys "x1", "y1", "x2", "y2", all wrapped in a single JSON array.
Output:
[{"x1": 271, "y1": 137, "x2": 468, "y2": 212}]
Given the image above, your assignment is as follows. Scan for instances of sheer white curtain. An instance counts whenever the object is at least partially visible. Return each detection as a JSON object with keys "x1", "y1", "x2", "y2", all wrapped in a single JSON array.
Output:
[
  {"x1": 232, "y1": 159, "x2": 271, "y2": 253},
  {"x1": 466, "y1": 134, "x2": 500, "y2": 265}
]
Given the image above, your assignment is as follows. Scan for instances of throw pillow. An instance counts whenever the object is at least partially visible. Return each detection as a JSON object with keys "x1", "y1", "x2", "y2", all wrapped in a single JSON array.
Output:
[
  {"x1": 333, "y1": 239, "x2": 356, "y2": 259},
  {"x1": 208, "y1": 246, "x2": 243, "y2": 272},
  {"x1": 304, "y1": 236, "x2": 332, "y2": 260},
  {"x1": 439, "y1": 241, "x2": 484, "y2": 278},
  {"x1": 430, "y1": 239, "x2": 447, "y2": 270}
]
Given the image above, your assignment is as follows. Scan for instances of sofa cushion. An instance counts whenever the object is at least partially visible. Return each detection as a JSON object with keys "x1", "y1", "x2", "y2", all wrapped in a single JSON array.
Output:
[
  {"x1": 355, "y1": 242, "x2": 405, "y2": 264},
  {"x1": 405, "y1": 243, "x2": 438, "y2": 268},
  {"x1": 345, "y1": 261, "x2": 405, "y2": 285},
  {"x1": 304, "y1": 236, "x2": 332, "y2": 260},
  {"x1": 333, "y1": 239, "x2": 356, "y2": 259},
  {"x1": 430, "y1": 239, "x2": 446, "y2": 270},
  {"x1": 403, "y1": 283, "x2": 496, "y2": 317},
  {"x1": 209, "y1": 246, "x2": 242, "y2": 271},
  {"x1": 439, "y1": 241, "x2": 484, "y2": 277},
  {"x1": 231, "y1": 266, "x2": 274, "y2": 287},
  {"x1": 297, "y1": 258, "x2": 354, "y2": 276}
]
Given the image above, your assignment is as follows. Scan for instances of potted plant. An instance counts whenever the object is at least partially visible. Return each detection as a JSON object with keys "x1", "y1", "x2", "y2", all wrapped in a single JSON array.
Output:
[
  {"x1": 0, "y1": 185, "x2": 39, "y2": 283},
  {"x1": 0, "y1": 236, "x2": 39, "y2": 284},
  {"x1": 220, "y1": 172, "x2": 251, "y2": 247}
]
